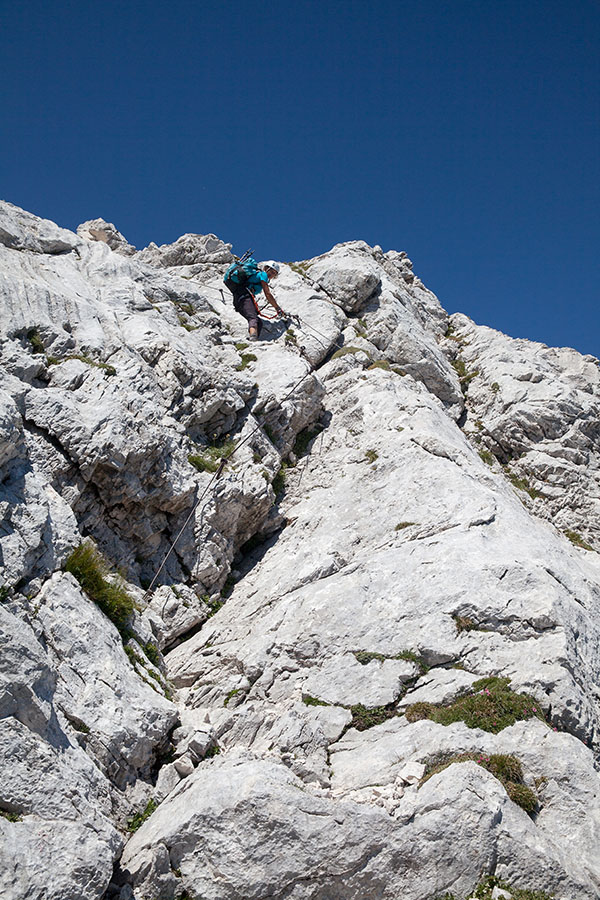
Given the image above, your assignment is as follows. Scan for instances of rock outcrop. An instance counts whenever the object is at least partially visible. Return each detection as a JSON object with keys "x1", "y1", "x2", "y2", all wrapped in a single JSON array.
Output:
[{"x1": 1, "y1": 200, "x2": 599, "y2": 900}]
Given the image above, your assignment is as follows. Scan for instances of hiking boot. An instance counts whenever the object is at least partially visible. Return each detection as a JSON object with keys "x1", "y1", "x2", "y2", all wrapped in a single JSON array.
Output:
[{"x1": 248, "y1": 333, "x2": 258, "y2": 342}]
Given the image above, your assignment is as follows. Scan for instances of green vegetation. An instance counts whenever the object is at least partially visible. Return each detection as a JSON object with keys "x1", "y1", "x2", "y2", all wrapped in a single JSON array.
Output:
[
  {"x1": 478, "y1": 449, "x2": 495, "y2": 466},
  {"x1": 236, "y1": 352, "x2": 257, "y2": 371},
  {"x1": 204, "y1": 593, "x2": 225, "y2": 614},
  {"x1": 564, "y1": 529, "x2": 594, "y2": 551},
  {"x1": 178, "y1": 317, "x2": 197, "y2": 332},
  {"x1": 127, "y1": 798, "x2": 158, "y2": 833},
  {"x1": 353, "y1": 649, "x2": 428, "y2": 674},
  {"x1": 364, "y1": 449, "x2": 378, "y2": 463},
  {"x1": 302, "y1": 694, "x2": 330, "y2": 707},
  {"x1": 285, "y1": 328, "x2": 298, "y2": 346},
  {"x1": 451, "y1": 358, "x2": 479, "y2": 393},
  {"x1": 453, "y1": 614, "x2": 479, "y2": 633},
  {"x1": 224, "y1": 688, "x2": 242, "y2": 707},
  {"x1": 272, "y1": 462, "x2": 288, "y2": 498},
  {"x1": 46, "y1": 354, "x2": 116, "y2": 376},
  {"x1": 395, "y1": 521, "x2": 415, "y2": 531},
  {"x1": 505, "y1": 468, "x2": 541, "y2": 499},
  {"x1": 142, "y1": 642, "x2": 160, "y2": 667},
  {"x1": 27, "y1": 328, "x2": 45, "y2": 354},
  {"x1": 288, "y1": 261, "x2": 310, "y2": 277},
  {"x1": 491, "y1": 382, "x2": 500, "y2": 393},
  {"x1": 235, "y1": 341, "x2": 249, "y2": 351},
  {"x1": 188, "y1": 438, "x2": 235, "y2": 474},
  {"x1": 331, "y1": 346, "x2": 363, "y2": 359},
  {"x1": 406, "y1": 676, "x2": 547, "y2": 734},
  {"x1": 368, "y1": 359, "x2": 391, "y2": 371},
  {"x1": 65, "y1": 541, "x2": 136, "y2": 639},
  {"x1": 435, "y1": 875, "x2": 554, "y2": 900},
  {"x1": 263, "y1": 424, "x2": 276, "y2": 443},
  {"x1": 422, "y1": 751, "x2": 537, "y2": 815},
  {"x1": 0, "y1": 809, "x2": 22, "y2": 822},
  {"x1": 349, "y1": 703, "x2": 398, "y2": 731},
  {"x1": 204, "y1": 744, "x2": 221, "y2": 759},
  {"x1": 293, "y1": 423, "x2": 324, "y2": 457},
  {"x1": 0, "y1": 585, "x2": 11, "y2": 603}
]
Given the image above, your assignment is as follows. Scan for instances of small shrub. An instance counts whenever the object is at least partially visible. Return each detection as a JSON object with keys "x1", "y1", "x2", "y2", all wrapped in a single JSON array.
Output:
[
  {"x1": 224, "y1": 688, "x2": 241, "y2": 707},
  {"x1": 0, "y1": 585, "x2": 11, "y2": 602},
  {"x1": 349, "y1": 703, "x2": 398, "y2": 730},
  {"x1": 405, "y1": 676, "x2": 547, "y2": 733},
  {"x1": 491, "y1": 382, "x2": 500, "y2": 393},
  {"x1": 0, "y1": 810, "x2": 22, "y2": 822},
  {"x1": 143, "y1": 642, "x2": 160, "y2": 667},
  {"x1": 127, "y1": 798, "x2": 158, "y2": 833},
  {"x1": 65, "y1": 542, "x2": 136, "y2": 640},
  {"x1": 302, "y1": 694, "x2": 330, "y2": 707},
  {"x1": 472, "y1": 875, "x2": 554, "y2": 900},
  {"x1": 364, "y1": 449, "x2": 378, "y2": 463},
  {"x1": 478, "y1": 449, "x2": 495, "y2": 466},
  {"x1": 272, "y1": 463, "x2": 288, "y2": 498},
  {"x1": 395, "y1": 521, "x2": 415, "y2": 531},
  {"x1": 27, "y1": 328, "x2": 45, "y2": 354},
  {"x1": 564, "y1": 529, "x2": 594, "y2": 551},
  {"x1": 189, "y1": 454, "x2": 219, "y2": 473},
  {"x1": 285, "y1": 328, "x2": 298, "y2": 346},
  {"x1": 396, "y1": 649, "x2": 429, "y2": 674},
  {"x1": 293, "y1": 423, "x2": 323, "y2": 457},
  {"x1": 236, "y1": 352, "x2": 257, "y2": 371},
  {"x1": 453, "y1": 614, "x2": 478, "y2": 633},
  {"x1": 204, "y1": 744, "x2": 221, "y2": 758},
  {"x1": 235, "y1": 341, "x2": 249, "y2": 351},
  {"x1": 451, "y1": 358, "x2": 479, "y2": 392}
]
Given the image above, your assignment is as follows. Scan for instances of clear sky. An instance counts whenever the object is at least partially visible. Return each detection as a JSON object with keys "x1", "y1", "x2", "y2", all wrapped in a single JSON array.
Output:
[{"x1": 2, "y1": 0, "x2": 598, "y2": 355}]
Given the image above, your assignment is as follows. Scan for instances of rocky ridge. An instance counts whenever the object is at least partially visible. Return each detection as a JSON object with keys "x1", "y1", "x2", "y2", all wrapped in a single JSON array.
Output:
[{"x1": 1, "y1": 200, "x2": 599, "y2": 900}]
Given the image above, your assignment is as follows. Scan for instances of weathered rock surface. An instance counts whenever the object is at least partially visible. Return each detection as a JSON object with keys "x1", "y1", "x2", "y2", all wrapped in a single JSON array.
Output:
[{"x1": 1, "y1": 200, "x2": 600, "y2": 899}]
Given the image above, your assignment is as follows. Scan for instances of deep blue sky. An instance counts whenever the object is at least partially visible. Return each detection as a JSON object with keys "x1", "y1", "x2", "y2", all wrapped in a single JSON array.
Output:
[{"x1": 2, "y1": 0, "x2": 598, "y2": 355}]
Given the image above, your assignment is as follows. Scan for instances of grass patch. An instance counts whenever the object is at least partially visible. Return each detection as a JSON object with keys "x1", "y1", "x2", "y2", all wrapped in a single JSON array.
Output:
[
  {"x1": 302, "y1": 694, "x2": 330, "y2": 707},
  {"x1": 126, "y1": 798, "x2": 158, "y2": 833},
  {"x1": 263, "y1": 424, "x2": 276, "y2": 443},
  {"x1": 293, "y1": 423, "x2": 324, "y2": 457},
  {"x1": 364, "y1": 449, "x2": 378, "y2": 463},
  {"x1": 478, "y1": 449, "x2": 495, "y2": 466},
  {"x1": 0, "y1": 585, "x2": 11, "y2": 603},
  {"x1": 0, "y1": 810, "x2": 22, "y2": 822},
  {"x1": 331, "y1": 346, "x2": 363, "y2": 359},
  {"x1": 65, "y1": 541, "x2": 136, "y2": 640},
  {"x1": 491, "y1": 382, "x2": 500, "y2": 393},
  {"x1": 451, "y1": 358, "x2": 479, "y2": 393},
  {"x1": 505, "y1": 468, "x2": 541, "y2": 499},
  {"x1": 349, "y1": 703, "x2": 398, "y2": 731},
  {"x1": 27, "y1": 328, "x2": 45, "y2": 354},
  {"x1": 142, "y1": 642, "x2": 160, "y2": 667},
  {"x1": 272, "y1": 462, "x2": 288, "y2": 498},
  {"x1": 235, "y1": 341, "x2": 249, "y2": 351},
  {"x1": 405, "y1": 676, "x2": 547, "y2": 734},
  {"x1": 453, "y1": 614, "x2": 479, "y2": 633},
  {"x1": 204, "y1": 744, "x2": 221, "y2": 759},
  {"x1": 395, "y1": 521, "x2": 415, "y2": 531},
  {"x1": 236, "y1": 352, "x2": 257, "y2": 371},
  {"x1": 224, "y1": 688, "x2": 242, "y2": 707},
  {"x1": 189, "y1": 438, "x2": 235, "y2": 473},
  {"x1": 423, "y1": 751, "x2": 538, "y2": 815},
  {"x1": 47, "y1": 354, "x2": 116, "y2": 376},
  {"x1": 564, "y1": 529, "x2": 594, "y2": 551},
  {"x1": 367, "y1": 360, "x2": 391, "y2": 371},
  {"x1": 353, "y1": 649, "x2": 428, "y2": 673},
  {"x1": 285, "y1": 328, "x2": 298, "y2": 346}
]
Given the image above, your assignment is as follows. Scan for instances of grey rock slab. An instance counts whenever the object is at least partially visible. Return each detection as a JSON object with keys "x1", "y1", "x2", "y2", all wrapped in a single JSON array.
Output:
[
  {"x1": 35, "y1": 573, "x2": 178, "y2": 778},
  {"x1": 77, "y1": 217, "x2": 136, "y2": 255},
  {"x1": 302, "y1": 653, "x2": 416, "y2": 707},
  {"x1": 398, "y1": 666, "x2": 480, "y2": 709},
  {"x1": 0, "y1": 200, "x2": 81, "y2": 254}
]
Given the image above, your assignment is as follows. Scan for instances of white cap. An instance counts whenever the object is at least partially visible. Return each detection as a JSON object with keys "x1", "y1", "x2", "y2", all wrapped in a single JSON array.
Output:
[{"x1": 263, "y1": 261, "x2": 280, "y2": 274}]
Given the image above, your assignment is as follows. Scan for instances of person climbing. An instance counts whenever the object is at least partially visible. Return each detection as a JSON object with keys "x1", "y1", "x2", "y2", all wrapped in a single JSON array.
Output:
[{"x1": 224, "y1": 258, "x2": 283, "y2": 341}]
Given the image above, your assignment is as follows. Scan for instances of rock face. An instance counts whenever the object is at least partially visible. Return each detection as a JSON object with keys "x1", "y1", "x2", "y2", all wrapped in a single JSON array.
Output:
[{"x1": 1, "y1": 200, "x2": 599, "y2": 900}]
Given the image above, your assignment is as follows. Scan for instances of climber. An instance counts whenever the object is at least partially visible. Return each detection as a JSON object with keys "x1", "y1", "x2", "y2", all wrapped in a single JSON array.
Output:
[{"x1": 224, "y1": 259, "x2": 283, "y2": 341}]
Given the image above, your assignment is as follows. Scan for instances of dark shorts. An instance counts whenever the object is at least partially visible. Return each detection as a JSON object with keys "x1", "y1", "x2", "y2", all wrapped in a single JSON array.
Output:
[{"x1": 233, "y1": 291, "x2": 261, "y2": 334}]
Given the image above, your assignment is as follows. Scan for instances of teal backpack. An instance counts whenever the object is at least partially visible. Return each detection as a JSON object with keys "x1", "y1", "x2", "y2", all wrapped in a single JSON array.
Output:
[{"x1": 224, "y1": 258, "x2": 261, "y2": 293}]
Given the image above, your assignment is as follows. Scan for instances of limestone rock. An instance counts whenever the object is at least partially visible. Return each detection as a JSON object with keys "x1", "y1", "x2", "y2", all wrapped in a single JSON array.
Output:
[
  {"x1": 136, "y1": 232, "x2": 233, "y2": 266},
  {"x1": 77, "y1": 217, "x2": 136, "y2": 255},
  {"x1": 0, "y1": 200, "x2": 81, "y2": 254}
]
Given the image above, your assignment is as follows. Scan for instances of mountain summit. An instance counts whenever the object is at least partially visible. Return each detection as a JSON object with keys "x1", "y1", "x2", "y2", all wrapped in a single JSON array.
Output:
[{"x1": 1, "y1": 201, "x2": 599, "y2": 900}]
